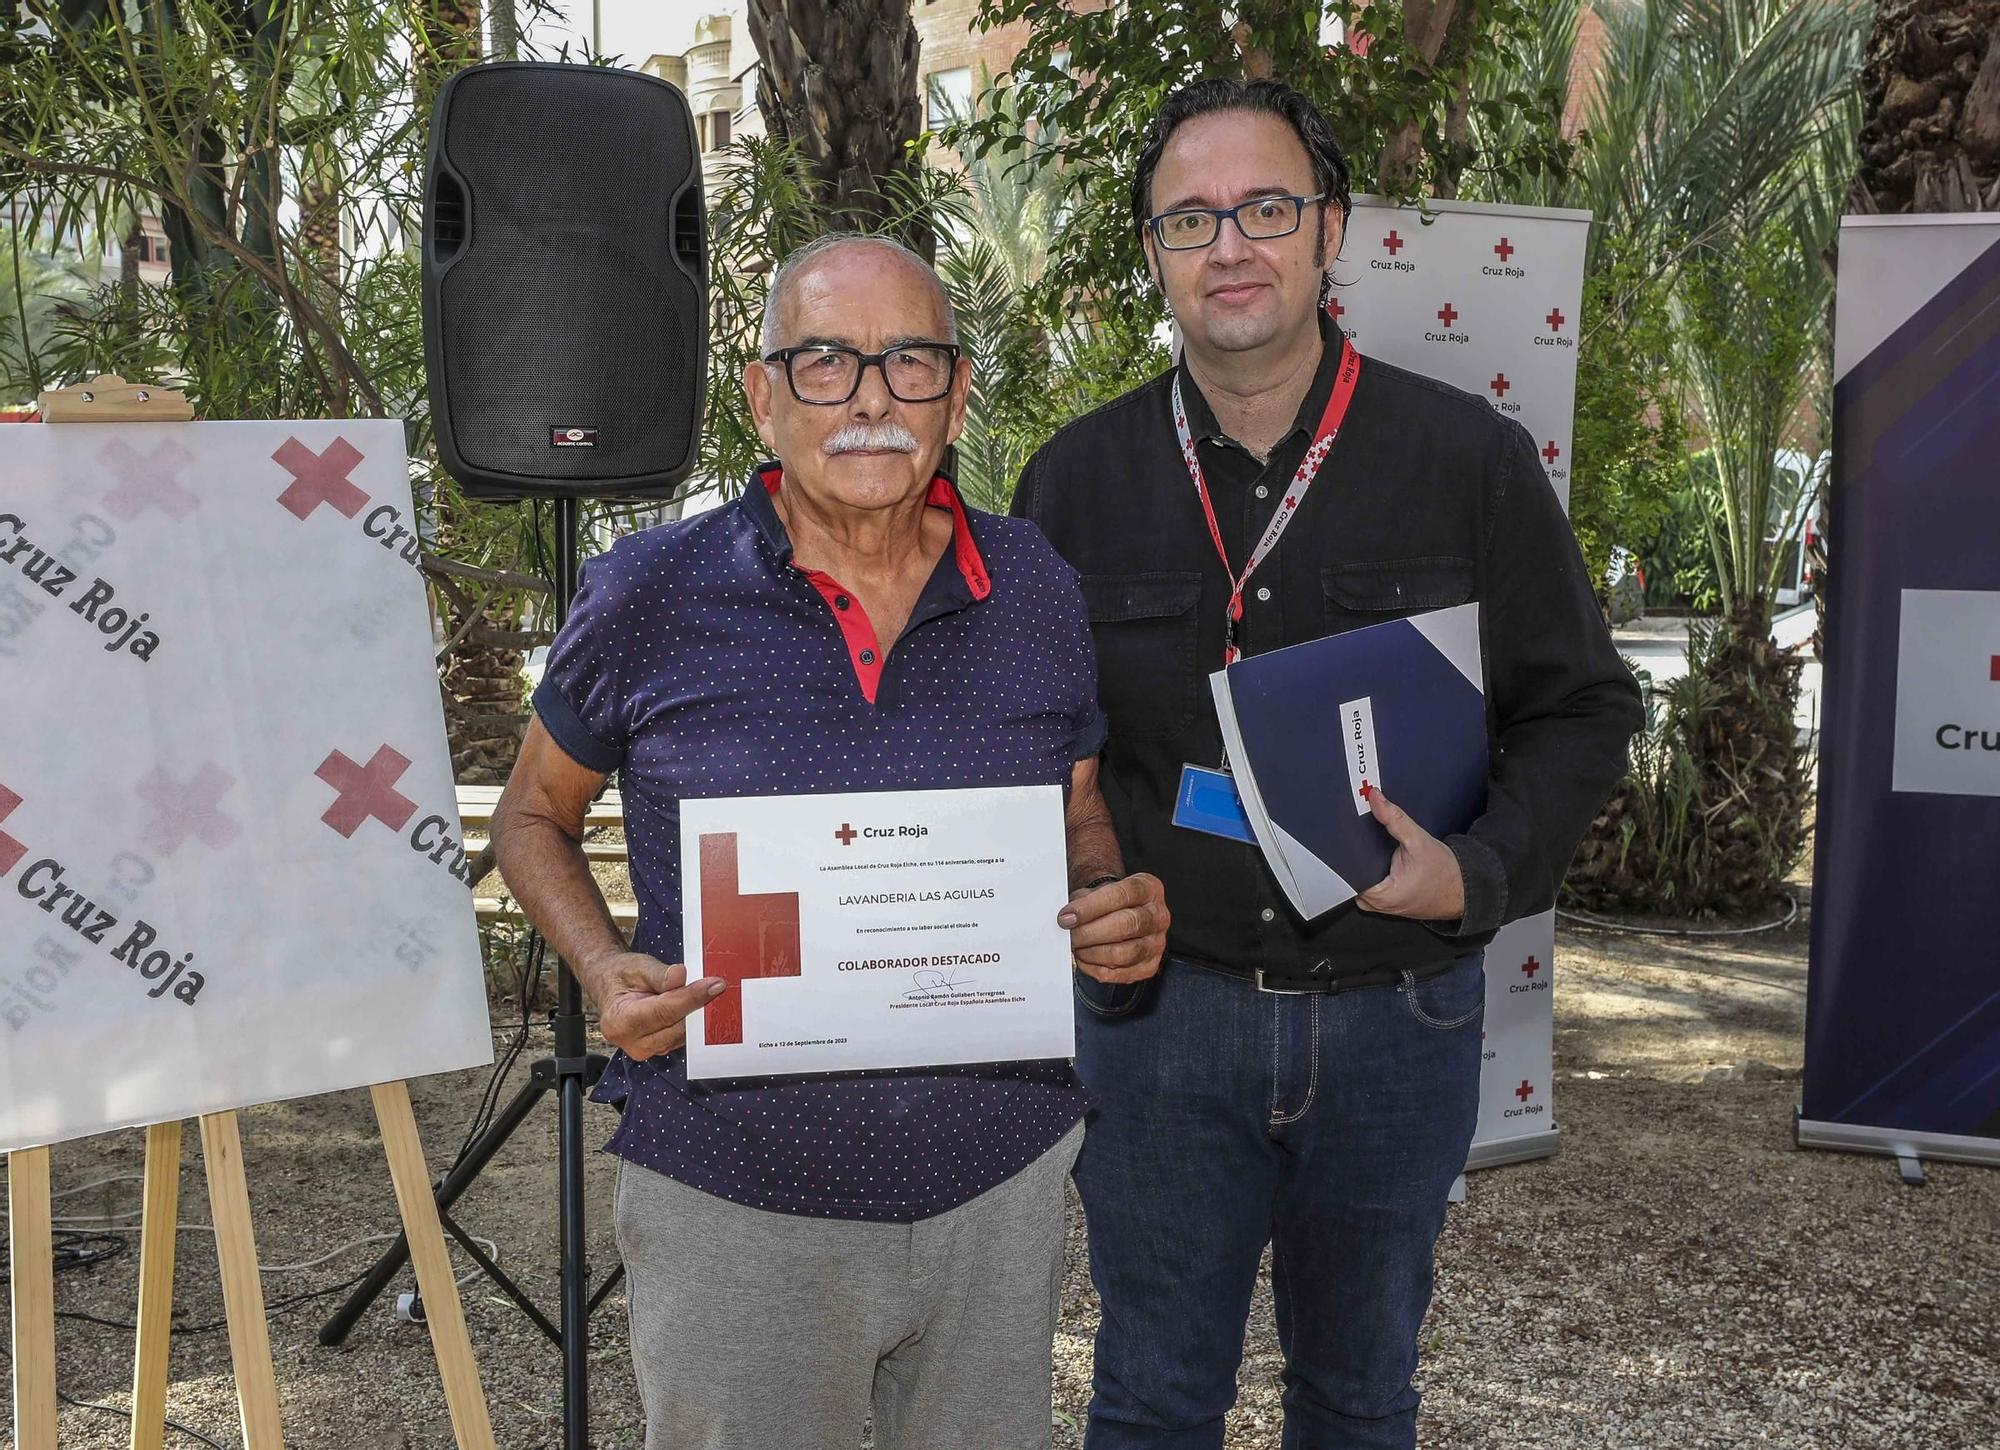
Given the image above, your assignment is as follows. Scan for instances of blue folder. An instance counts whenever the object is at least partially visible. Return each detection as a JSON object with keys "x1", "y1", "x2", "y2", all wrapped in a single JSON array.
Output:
[{"x1": 1209, "y1": 603, "x2": 1490, "y2": 918}]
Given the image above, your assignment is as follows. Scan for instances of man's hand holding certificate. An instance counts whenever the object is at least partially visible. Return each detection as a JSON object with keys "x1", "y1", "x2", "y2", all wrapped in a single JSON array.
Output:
[{"x1": 678, "y1": 785, "x2": 1078, "y2": 1079}]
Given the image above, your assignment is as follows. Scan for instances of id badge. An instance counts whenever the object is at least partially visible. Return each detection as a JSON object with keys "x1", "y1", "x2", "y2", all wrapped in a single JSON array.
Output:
[{"x1": 1173, "y1": 764, "x2": 1257, "y2": 843}]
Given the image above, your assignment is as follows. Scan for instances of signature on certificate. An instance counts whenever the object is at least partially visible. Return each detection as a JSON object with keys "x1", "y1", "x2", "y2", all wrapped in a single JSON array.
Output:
[{"x1": 904, "y1": 967, "x2": 975, "y2": 1001}]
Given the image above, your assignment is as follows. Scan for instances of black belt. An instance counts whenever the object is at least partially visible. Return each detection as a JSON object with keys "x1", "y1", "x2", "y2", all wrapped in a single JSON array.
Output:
[{"x1": 1181, "y1": 954, "x2": 1459, "y2": 996}]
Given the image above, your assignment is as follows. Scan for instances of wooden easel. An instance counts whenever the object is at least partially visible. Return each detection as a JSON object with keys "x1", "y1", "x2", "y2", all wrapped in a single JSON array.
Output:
[{"x1": 6, "y1": 378, "x2": 496, "y2": 1450}]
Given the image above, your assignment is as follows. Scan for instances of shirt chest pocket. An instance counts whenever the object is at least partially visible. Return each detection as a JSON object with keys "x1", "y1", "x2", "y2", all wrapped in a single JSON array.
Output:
[
  {"x1": 1080, "y1": 571, "x2": 1204, "y2": 742},
  {"x1": 1321, "y1": 556, "x2": 1476, "y2": 635}
]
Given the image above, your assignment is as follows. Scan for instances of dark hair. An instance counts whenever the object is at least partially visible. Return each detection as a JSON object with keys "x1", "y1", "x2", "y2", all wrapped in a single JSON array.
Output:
[{"x1": 1130, "y1": 78, "x2": 1354, "y2": 238}]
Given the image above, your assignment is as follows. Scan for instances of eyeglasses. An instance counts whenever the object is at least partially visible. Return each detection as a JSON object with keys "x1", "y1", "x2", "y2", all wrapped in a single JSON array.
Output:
[
  {"x1": 762, "y1": 343, "x2": 962, "y2": 405},
  {"x1": 1145, "y1": 194, "x2": 1326, "y2": 252}
]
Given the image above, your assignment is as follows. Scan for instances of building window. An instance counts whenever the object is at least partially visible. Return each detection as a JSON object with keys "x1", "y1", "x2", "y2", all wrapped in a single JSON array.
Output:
[
  {"x1": 925, "y1": 67, "x2": 973, "y2": 130},
  {"x1": 710, "y1": 109, "x2": 731, "y2": 149},
  {"x1": 133, "y1": 233, "x2": 169, "y2": 264}
]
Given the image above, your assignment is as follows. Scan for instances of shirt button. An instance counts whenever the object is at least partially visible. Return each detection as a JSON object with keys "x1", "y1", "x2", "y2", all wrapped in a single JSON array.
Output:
[
  {"x1": 835, "y1": 595, "x2": 850, "y2": 610},
  {"x1": 1256, "y1": 586, "x2": 1272, "y2": 602},
  {"x1": 859, "y1": 649, "x2": 876, "y2": 665},
  {"x1": 1260, "y1": 907, "x2": 1276, "y2": 923},
  {"x1": 1255, "y1": 485, "x2": 1269, "y2": 500}
]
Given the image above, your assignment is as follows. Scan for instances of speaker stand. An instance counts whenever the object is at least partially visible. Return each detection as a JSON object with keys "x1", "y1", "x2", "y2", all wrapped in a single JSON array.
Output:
[{"x1": 321, "y1": 498, "x2": 610, "y2": 1450}]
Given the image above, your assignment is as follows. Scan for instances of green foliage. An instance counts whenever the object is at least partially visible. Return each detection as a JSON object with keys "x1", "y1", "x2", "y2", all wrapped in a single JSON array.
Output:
[
  {"x1": 1597, "y1": 0, "x2": 1863, "y2": 625},
  {"x1": 958, "y1": 1, "x2": 1571, "y2": 336},
  {"x1": 0, "y1": 226, "x2": 96, "y2": 392},
  {"x1": 1565, "y1": 236, "x2": 1686, "y2": 589},
  {"x1": 1640, "y1": 470, "x2": 1725, "y2": 613},
  {"x1": 1674, "y1": 219, "x2": 1829, "y2": 613}
]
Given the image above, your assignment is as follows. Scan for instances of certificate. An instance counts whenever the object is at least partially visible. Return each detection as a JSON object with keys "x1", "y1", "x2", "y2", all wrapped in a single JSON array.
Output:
[{"x1": 677, "y1": 785, "x2": 1076, "y2": 1079}]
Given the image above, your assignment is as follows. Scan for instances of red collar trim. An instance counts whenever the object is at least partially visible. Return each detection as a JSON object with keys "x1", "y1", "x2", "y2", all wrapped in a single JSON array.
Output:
[{"x1": 756, "y1": 464, "x2": 991, "y2": 601}]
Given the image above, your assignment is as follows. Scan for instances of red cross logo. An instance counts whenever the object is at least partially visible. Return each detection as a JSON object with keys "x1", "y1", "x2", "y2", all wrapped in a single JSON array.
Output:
[
  {"x1": 314, "y1": 745, "x2": 418, "y2": 838},
  {"x1": 1545, "y1": 308, "x2": 1565, "y2": 332},
  {"x1": 1489, "y1": 373, "x2": 1512, "y2": 398},
  {"x1": 835, "y1": 823, "x2": 858, "y2": 846},
  {"x1": 274, "y1": 437, "x2": 369, "y2": 521},
  {"x1": 100, "y1": 440, "x2": 199, "y2": 521},
  {"x1": 1494, "y1": 237, "x2": 1515, "y2": 262},
  {"x1": 1542, "y1": 441, "x2": 1561, "y2": 465},
  {"x1": 1284, "y1": 495, "x2": 1299, "y2": 509},
  {"x1": 698, "y1": 832, "x2": 802, "y2": 1046},
  {"x1": 1326, "y1": 296, "x2": 1345, "y2": 320},
  {"x1": 1515, "y1": 1079, "x2": 1535, "y2": 1102},
  {"x1": 1382, "y1": 230, "x2": 1405, "y2": 255},
  {"x1": 1436, "y1": 302, "x2": 1459, "y2": 327},
  {"x1": 134, "y1": 763, "x2": 242, "y2": 856},
  {"x1": 1521, "y1": 955, "x2": 1541, "y2": 979},
  {"x1": 0, "y1": 783, "x2": 28, "y2": 876}
]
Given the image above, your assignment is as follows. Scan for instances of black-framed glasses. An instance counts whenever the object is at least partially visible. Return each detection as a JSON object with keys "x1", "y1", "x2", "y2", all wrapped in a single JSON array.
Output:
[
  {"x1": 1146, "y1": 194, "x2": 1326, "y2": 251},
  {"x1": 762, "y1": 342, "x2": 962, "y2": 405}
]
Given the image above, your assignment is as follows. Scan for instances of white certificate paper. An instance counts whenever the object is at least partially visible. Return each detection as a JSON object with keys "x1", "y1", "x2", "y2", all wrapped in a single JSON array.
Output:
[{"x1": 678, "y1": 785, "x2": 1076, "y2": 1080}]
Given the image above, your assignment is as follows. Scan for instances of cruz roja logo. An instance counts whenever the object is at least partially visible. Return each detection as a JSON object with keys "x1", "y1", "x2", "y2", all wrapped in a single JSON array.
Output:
[
  {"x1": 3, "y1": 786, "x2": 208, "y2": 1015},
  {"x1": 1892, "y1": 590, "x2": 2000, "y2": 797},
  {"x1": 0, "y1": 512, "x2": 163, "y2": 661},
  {"x1": 315, "y1": 743, "x2": 478, "y2": 885},
  {"x1": 834, "y1": 821, "x2": 930, "y2": 845},
  {"x1": 1425, "y1": 301, "x2": 1467, "y2": 346},
  {"x1": 273, "y1": 435, "x2": 428, "y2": 571},
  {"x1": 1505, "y1": 1077, "x2": 1545, "y2": 1119},
  {"x1": 1483, "y1": 235, "x2": 1524, "y2": 279}
]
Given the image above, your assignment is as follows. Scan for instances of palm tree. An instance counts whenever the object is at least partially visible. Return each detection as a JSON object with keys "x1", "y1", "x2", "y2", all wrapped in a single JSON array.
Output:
[
  {"x1": 747, "y1": 0, "x2": 930, "y2": 256},
  {"x1": 1480, "y1": 0, "x2": 1866, "y2": 918}
]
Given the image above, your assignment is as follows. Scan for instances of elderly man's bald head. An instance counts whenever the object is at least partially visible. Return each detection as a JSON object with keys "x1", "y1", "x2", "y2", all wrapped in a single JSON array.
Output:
[{"x1": 759, "y1": 233, "x2": 958, "y2": 356}]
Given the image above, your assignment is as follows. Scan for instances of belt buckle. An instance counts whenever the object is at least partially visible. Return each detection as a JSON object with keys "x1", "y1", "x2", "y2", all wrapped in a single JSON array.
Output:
[{"x1": 1253, "y1": 968, "x2": 1313, "y2": 995}]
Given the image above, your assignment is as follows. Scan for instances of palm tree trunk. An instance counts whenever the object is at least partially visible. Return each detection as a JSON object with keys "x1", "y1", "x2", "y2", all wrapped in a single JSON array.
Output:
[
  {"x1": 747, "y1": 0, "x2": 929, "y2": 257},
  {"x1": 1852, "y1": 0, "x2": 2000, "y2": 213}
]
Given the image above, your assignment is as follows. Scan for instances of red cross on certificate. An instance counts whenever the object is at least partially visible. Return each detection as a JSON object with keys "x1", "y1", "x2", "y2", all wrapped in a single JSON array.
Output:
[{"x1": 698, "y1": 832, "x2": 803, "y2": 1046}]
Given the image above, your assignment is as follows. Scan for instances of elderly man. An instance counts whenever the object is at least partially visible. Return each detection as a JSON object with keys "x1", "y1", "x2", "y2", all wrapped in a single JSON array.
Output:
[{"x1": 491, "y1": 231, "x2": 1169, "y2": 1450}]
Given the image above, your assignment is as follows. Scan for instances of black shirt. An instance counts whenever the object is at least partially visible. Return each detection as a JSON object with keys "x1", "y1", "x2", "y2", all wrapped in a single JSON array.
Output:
[{"x1": 1012, "y1": 317, "x2": 1643, "y2": 984}]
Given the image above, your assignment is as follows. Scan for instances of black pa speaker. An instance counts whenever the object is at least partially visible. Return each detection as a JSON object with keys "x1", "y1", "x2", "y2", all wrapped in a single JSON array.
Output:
[{"x1": 423, "y1": 63, "x2": 707, "y2": 501}]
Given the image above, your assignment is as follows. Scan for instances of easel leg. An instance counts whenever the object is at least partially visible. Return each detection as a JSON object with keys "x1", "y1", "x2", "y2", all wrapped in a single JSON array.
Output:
[
  {"x1": 372, "y1": 1081, "x2": 496, "y2": 1450},
  {"x1": 7, "y1": 1146, "x2": 58, "y2": 1450},
  {"x1": 130, "y1": 1121, "x2": 183, "y2": 1450},
  {"x1": 197, "y1": 1111, "x2": 284, "y2": 1448}
]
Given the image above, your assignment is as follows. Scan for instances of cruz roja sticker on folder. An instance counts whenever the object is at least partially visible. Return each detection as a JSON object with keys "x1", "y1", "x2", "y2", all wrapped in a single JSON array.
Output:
[{"x1": 1208, "y1": 603, "x2": 1490, "y2": 919}]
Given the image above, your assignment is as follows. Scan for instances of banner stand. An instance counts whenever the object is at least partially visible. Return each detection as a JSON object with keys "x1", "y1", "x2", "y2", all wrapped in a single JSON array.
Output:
[{"x1": 6, "y1": 377, "x2": 495, "y2": 1450}]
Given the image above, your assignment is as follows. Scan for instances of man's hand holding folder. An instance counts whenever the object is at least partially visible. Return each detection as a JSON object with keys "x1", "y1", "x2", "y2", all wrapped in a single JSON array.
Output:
[{"x1": 1353, "y1": 786, "x2": 1467, "y2": 923}]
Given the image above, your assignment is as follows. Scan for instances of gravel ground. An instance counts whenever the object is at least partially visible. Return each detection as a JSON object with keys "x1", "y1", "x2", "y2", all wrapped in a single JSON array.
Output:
[{"x1": 7, "y1": 895, "x2": 1997, "y2": 1448}]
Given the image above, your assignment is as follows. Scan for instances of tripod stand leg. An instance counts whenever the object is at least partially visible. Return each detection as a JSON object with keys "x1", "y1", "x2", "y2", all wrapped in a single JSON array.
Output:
[
  {"x1": 319, "y1": 1065, "x2": 552, "y2": 1346},
  {"x1": 559, "y1": 1052, "x2": 591, "y2": 1448}
]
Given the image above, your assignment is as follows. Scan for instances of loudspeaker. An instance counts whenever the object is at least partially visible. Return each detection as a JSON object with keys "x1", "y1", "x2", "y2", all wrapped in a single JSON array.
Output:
[{"x1": 424, "y1": 63, "x2": 707, "y2": 501}]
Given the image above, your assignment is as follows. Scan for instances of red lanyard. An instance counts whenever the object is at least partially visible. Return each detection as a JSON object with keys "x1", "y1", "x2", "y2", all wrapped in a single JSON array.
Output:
[{"x1": 1172, "y1": 337, "x2": 1362, "y2": 664}]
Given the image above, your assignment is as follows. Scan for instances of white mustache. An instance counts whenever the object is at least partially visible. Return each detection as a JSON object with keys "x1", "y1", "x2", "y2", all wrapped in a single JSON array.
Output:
[{"x1": 824, "y1": 422, "x2": 921, "y2": 456}]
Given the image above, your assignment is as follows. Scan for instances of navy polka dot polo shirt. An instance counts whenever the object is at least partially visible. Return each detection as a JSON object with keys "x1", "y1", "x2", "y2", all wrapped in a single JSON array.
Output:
[{"x1": 532, "y1": 463, "x2": 1104, "y2": 1222}]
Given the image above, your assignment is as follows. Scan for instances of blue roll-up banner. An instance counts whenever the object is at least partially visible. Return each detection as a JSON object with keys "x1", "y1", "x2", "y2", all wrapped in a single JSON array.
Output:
[{"x1": 1801, "y1": 215, "x2": 2000, "y2": 1169}]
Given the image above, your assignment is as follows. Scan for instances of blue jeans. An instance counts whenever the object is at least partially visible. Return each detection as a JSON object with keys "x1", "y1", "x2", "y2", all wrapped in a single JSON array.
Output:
[{"x1": 1071, "y1": 952, "x2": 1485, "y2": 1450}]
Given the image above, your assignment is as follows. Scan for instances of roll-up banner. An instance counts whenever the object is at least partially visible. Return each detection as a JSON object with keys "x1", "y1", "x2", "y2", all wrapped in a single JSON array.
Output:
[
  {"x1": 1333, "y1": 197, "x2": 1590, "y2": 1169},
  {"x1": 1801, "y1": 214, "x2": 2000, "y2": 1170}
]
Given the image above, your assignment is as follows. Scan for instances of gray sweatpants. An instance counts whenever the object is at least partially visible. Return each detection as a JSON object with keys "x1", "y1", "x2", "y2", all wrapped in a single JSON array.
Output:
[{"x1": 614, "y1": 1122, "x2": 1084, "y2": 1450}]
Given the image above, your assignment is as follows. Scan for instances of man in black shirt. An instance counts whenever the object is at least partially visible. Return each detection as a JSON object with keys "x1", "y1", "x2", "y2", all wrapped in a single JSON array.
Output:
[{"x1": 1014, "y1": 80, "x2": 1641, "y2": 1449}]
